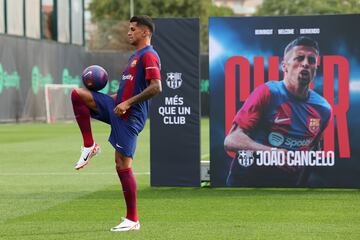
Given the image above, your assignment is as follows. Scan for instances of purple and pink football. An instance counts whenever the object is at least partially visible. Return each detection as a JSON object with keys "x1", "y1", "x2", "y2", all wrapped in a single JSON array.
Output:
[{"x1": 82, "y1": 65, "x2": 108, "y2": 91}]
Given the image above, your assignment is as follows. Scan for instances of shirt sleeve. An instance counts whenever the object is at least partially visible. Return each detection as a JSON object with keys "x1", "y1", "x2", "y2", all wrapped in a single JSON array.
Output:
[
  {"x1": 234, "y1": 83, "x2": 271, "y2": 131},
  {"x1": 142, "y1": 52, "x2": 161, "y2": 81}
]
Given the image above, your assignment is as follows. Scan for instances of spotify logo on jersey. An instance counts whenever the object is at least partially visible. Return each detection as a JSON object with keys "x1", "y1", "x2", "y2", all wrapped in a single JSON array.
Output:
[{"x1": 268, "y1": 132, "x2": 285, "y2": 147}]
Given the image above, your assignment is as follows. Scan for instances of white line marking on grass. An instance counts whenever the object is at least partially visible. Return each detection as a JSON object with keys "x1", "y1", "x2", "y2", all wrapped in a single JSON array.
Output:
[{"x1": 0, "y1": 172, "x2": 150, "y2": 176}]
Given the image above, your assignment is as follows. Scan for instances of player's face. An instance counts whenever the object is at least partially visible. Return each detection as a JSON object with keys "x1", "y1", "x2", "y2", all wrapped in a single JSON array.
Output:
[
  {"x1": 127, "y1": 22, "x2": 148, "y2": 46},
  {"x1": 282, "y1": 45, "x2": 318, "y2": 87}
]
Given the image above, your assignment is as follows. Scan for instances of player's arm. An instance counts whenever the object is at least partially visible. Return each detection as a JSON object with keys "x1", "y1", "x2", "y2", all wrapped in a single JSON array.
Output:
[
  {"x1": 225, "y1": 115, "x2": 294, "y2": 172},
  {"x1": 224, "y1": 83, "x2": 272, "y2": 152},
  {"x1": 224, "y1": 124, "x2": 274, "y2": 152},
  {"x1": 114, "y1": 79, "x2": 161, "y2": 116}
]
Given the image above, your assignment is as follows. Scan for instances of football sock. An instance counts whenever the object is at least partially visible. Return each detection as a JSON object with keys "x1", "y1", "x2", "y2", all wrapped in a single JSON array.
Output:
[
  {"x1": 71, "y1": 90, "x2": 94, "y2": 147},
  {"x1": 116, "y1": 167, "x2": 138, "y2": 222}
]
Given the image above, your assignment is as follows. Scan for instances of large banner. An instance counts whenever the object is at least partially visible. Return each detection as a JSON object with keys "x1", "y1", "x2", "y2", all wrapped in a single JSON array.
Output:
[
  {"x1": 209, "y1": 14, "x2": 360, "y2": 188},
  {"x1": 150, "y1": 18, "x2": 200, "y2": 187}
]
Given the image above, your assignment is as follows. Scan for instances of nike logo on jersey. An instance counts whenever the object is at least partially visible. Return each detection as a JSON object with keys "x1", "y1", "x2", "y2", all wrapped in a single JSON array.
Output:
[
  {"x1": 274, "y1": 116, "x2": 290, "y2": 123},
  {"x1": 116, "y1": 143, "x2": 123, "y2": 149}
]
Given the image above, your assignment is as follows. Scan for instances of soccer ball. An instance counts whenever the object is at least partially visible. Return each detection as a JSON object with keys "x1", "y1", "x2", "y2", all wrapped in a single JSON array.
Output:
[{"x1": 82, "y1": 65, "x2": 108, "y2": 91}]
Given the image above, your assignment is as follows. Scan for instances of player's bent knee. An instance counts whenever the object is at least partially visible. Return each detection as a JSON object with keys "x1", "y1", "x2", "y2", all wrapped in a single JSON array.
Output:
[
  {"x1": 71, "y1": 88, "x2": 97, "y2": 110},
  {"x1": 71, "y1": 89, "x2": 81, "y2": 102}
]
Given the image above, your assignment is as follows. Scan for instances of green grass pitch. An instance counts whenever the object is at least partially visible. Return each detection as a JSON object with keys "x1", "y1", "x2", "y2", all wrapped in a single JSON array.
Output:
[{"x1": 1, "y1": 119, "x2": 360, "y2": 240}]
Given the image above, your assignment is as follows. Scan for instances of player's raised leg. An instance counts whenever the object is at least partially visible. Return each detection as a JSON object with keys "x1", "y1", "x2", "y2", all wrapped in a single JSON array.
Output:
[
  {"x1": 111, "y1": 151, "x2": 140, "y2": 232},
  {"x1": 71, "y1": 88, "x2": 101, "y2": 170}
]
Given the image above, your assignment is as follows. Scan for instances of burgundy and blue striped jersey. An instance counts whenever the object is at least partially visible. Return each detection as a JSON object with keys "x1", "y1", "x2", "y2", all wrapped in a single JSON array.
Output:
[
  {"x1": 234, "y1": 80, "x2": 332, "y2": 151},
  {"x1": 116, "y1": 45, "x2": 161, "y2": 132}
]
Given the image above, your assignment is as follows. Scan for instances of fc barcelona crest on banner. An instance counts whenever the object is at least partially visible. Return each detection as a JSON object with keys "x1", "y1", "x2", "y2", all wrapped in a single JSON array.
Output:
[
  {"x1": 309, "y1": 118, "x2": 320, "y2": 134},
  {"x1": 166, "y1": 72, "x2": 183, "y2": 89},
  {"x1": 237, "y1": 150, "x2": 254, "y2": 167}
]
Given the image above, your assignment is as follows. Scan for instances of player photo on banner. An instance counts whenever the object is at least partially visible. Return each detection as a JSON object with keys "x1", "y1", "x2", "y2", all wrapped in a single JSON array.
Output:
[{"x1": 209, "y1": 14, "x2": 360, "y2": 188}]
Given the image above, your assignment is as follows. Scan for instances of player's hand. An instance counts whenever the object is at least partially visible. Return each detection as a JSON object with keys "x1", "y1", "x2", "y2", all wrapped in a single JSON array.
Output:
[{"x1": 114, "y1": 101, "x2": 130, "y2": 117}]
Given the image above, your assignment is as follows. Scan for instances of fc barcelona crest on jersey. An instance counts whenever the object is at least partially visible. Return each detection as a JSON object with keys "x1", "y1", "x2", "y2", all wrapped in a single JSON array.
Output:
[
  {"x1": 166, "y1": 72, "x2": 183, "y2": 89},
  {"x1": 131, "y1": 59, "x2": 137, "y2": 67},
  {"x1": 309, "y1": 118, "x2": 320, "y2": 134}
]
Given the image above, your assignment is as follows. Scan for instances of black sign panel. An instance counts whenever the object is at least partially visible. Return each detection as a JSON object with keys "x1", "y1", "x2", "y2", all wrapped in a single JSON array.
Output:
[{"x1": 150, "y1": 18, "x2": 200, "y2": 186}]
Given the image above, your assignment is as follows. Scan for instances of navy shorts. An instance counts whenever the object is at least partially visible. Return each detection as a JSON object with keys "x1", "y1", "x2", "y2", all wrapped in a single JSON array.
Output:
[{"x1": 90, "y1": 91, "x2": 138, "y2": 158}]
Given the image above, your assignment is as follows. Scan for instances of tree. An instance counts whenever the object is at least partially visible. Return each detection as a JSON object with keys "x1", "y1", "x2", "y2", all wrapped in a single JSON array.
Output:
[
  {"x1": 87, "y1": 0, "x2": 233, "y2": 52},
  {"x1": 256, "y1": 0, "x2": 360, "y2": 16}
]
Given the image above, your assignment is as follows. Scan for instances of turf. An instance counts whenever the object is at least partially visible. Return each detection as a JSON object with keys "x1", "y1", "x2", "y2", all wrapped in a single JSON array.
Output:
[{"x1": 1, "y1": 119, "x2": 360, "y2": 240}]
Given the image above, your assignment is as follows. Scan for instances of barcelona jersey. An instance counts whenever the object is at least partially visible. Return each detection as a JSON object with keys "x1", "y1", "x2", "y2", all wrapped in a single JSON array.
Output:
[
  {"x1": 227, "y1": 80, "x2": 332, "y2": 187},
  {"x1": 116, "y1": 45, "x2": 161, "y2": 133},
  {"x1": 234, "y1": 80, "x2": 332, "y2": 151}
]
